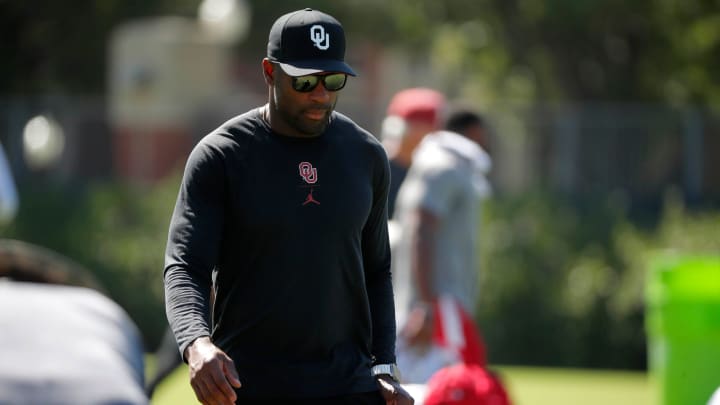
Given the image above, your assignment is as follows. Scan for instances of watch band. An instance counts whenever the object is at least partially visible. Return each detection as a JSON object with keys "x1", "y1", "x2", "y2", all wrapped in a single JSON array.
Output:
[{"x1": 371, "y1": 363, "x2": 401, "y2": 382}]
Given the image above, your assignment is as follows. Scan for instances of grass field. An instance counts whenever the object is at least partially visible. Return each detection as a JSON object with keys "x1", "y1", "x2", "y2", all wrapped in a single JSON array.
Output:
[
  {"x1": 496, "y1": 366, "x2": 655, "y2": 405},
  {"x1": 148, "y1": 361, "x2": 656, "y2": 405}
]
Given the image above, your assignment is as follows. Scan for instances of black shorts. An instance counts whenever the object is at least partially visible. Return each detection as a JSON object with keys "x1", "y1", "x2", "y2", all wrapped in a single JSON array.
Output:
[{"x1": 235, "y1": 390, "x2": 384, "y2": 404}]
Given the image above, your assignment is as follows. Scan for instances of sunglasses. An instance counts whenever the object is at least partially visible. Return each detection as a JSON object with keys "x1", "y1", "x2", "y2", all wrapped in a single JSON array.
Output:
[{"x1": 291, "y1": 73, "x2": 347, "y2": 92}]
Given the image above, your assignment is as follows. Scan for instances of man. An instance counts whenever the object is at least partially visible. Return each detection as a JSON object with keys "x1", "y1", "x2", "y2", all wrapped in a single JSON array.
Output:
[
  {"x1": 392, "y1": 109, "x2": 492, "y2": 383},
  {"x1": 164, "y1": 8, "x2": 412, "y2": 405},
  {"x1": 380, "y1": 88, "x2": 446, "y2": 219}
]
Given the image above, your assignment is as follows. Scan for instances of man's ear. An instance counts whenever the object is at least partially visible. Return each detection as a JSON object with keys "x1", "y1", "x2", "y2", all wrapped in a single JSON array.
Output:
[{"x1": 262, "y1": 59, "x2": 274, "y2": 85}]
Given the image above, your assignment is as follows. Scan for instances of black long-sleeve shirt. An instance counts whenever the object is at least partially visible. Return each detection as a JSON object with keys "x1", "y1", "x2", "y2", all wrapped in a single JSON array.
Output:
[{"x1": 164, "y1": 107, "x2": 396, "y2": 398}]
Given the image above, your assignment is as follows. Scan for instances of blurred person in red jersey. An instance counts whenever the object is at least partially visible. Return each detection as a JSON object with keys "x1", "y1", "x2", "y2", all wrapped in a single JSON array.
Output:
[
  {"x1": 381, "y1": 88, "x2": 447, "y2": 220},
  {"x1": 393, "y1": 108, "x2": 493, "y2": 383}
]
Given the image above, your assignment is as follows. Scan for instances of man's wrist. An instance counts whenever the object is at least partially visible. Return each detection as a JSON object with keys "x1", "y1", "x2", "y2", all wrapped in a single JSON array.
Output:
[
  {"x1": 183, "y1": 336, "x2": 212, "y2": 361},
  {"x1": 371, "y1": 363, "x2": 401, "y2": 382}
]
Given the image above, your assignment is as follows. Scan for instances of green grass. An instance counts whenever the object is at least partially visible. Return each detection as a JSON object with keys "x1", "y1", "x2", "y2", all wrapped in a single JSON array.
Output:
[
  {"x1": 495, "y1": 366, "x2": 655, "y2": 405},
  {"x1": 149, "y1": 364, "x2": 197, "y2": 405},
  {"x1": 147, "y1": 360, "x2": 655, "y2": 405}
]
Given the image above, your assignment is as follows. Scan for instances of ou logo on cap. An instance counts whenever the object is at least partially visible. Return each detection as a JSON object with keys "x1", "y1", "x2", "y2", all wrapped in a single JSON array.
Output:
[{"x1": 310, "y1": 25, "x2": 330, "y2": 50}]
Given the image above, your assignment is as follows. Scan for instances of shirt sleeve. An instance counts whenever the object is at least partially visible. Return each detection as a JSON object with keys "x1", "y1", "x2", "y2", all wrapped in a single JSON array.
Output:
[
  {"x1": 164, "y1": 139, "x2": 226, "y2": 359},
  {"x1": 414, "y1": 166, "x2": 460, "y2": 218},
  {"x1": 362, "y1": 144, "x2": 397, "y2": 365}
]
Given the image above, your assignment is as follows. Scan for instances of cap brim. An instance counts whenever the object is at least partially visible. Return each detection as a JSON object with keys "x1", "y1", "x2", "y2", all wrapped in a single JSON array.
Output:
[{"x1": 278, "y1": 60, "x2": 357, "y2": 77}]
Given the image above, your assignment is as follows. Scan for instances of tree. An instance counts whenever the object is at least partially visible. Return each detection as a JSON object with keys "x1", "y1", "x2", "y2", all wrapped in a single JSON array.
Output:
[{"x1": 3, "y1": 0, "x2": 718, "y2": 107}]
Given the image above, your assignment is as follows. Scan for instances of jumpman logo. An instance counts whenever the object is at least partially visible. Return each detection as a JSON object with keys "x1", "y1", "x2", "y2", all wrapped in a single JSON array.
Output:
[{"x1": 303, "y1": 188, "x2": 320, "y2": 206}]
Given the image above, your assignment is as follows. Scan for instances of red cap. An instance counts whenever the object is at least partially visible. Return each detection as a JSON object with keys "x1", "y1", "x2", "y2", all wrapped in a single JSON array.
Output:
[
  {"x1": 424, "y1": 364, "x2": 512, "y2": 405},
  {"x1": 386, "y1": 88, "x2": 446, "y2": 126}
]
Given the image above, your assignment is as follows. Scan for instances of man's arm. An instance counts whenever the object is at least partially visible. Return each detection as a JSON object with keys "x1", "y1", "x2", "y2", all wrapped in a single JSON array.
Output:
[
  {"x1": 399, "y1": 208, "x2": 439, "y2": 347},
  {"x1": 363, "y1": 145, "x2": 414, "y2": 404},
  {"x1": 400, "y1": 165, "x2": 455, "y2": 347},
  {"x1": 164, "y1": 141, "x2": 224, "y2": 357},
  {"x1": 411, "y1": 208, "x2": 440, "y2": 304},
  {"x1": 163, "y1": 139, "x2": 240, "y2": 405},
  {"x1": 362, "y1": 145, "x2": 396, "y2": 365},
  {"x1": 408, "y1": 162, "x2": 458, "y2": 307}
]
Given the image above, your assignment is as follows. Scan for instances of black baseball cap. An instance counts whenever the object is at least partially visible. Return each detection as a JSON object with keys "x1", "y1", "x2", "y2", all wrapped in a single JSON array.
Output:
[{"x1": 267, "y1": 8, "x2": 357, "y2": 77}]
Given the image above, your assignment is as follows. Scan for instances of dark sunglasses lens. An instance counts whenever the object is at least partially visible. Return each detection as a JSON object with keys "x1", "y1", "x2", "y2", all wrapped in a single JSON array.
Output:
[
  {"x1": 323, "y1": 74, "x2": 347, "y2": 91},
  {"x1": 293, "y1": 76, "x2": 319, "y2": 92}
]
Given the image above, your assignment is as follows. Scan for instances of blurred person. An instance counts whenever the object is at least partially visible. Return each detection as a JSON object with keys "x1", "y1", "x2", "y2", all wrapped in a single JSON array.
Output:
[
  {"x1": 164, "y1": 8, "x2": 412, "y2": 405},
  {"x1": 382, "y1": 89, "x2": 446, "y2": 320},
  {"x1": 393, "y1": 108, "x2": 492, "y2": 383},
  {"x1": 381, "y1": 88, "x2": 446, "y2": 219},
  {"x1": 397, "y1": 297, "x2": 488, "y2": 384},
  {"x1": 0, "y1": 141, "x2": 19, "y2": 224},
  {"x1": 422, "y1": 363, "x2": 511, "y2": 405},
  {"x1": 0, "y1": 239, "x2": 148, "y2": 405}
]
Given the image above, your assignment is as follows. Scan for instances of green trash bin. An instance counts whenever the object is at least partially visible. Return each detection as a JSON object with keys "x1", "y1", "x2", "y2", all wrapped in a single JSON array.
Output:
[{"x1": 646, "y1": 255, "x2": 720, "y2": 405}]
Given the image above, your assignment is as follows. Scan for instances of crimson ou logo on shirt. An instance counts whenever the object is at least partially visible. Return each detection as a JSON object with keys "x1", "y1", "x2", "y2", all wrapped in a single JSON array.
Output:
[{"x1": 298, "y1": 162, "x2": 318, "y2": 184}]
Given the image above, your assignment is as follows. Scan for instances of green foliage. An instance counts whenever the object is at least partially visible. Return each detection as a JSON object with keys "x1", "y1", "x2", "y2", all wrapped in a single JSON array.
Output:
[
  {"x1": 372, "y1": 0, "x2": 720, "y2": 107},
  {"x1": 4, "y1": 0, "x2": 720, "y2": 107},
  {"x1": 477, "y1": 191, "x2": 626, "y2": 367},
  {"x1": 77, "y1": 175, "x2": 180, "y2": 348},
  {"x1": 478, "y1": 190, "x2": 720, "y2": 369}
]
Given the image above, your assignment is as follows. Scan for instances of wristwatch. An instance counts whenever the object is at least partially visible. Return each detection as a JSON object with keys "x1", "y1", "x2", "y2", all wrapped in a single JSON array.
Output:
[{"x1": 371, "y1": 363, "x2": 401, "y2": 382}]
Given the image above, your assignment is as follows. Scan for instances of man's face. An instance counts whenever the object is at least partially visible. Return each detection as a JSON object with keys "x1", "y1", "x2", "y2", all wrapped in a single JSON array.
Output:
[{"x1": 267, "y1": 62, "x2": 341, "y2": 137}]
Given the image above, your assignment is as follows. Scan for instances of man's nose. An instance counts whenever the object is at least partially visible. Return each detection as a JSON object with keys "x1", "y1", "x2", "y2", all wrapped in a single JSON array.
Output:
[{"x1": 308, "y1": 81, "x2": 331, "y2": 102}]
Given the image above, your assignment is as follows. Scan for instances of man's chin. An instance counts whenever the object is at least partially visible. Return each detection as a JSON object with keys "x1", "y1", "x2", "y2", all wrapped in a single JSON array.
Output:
[{"x1": 296, "y1": 117, "x2": 329, "y2": 136}]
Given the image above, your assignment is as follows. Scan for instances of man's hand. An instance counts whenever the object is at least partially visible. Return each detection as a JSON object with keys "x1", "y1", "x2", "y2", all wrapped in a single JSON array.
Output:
[
  {"x1": 377, "y1": 375, "x2": 414, "y2": 405},
  {"x1": 399, "y1": 303, "x2": 434, "y2": 347},
  {"x1": 185, "y1": 337, "x2": 242, "y2": 405}
]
